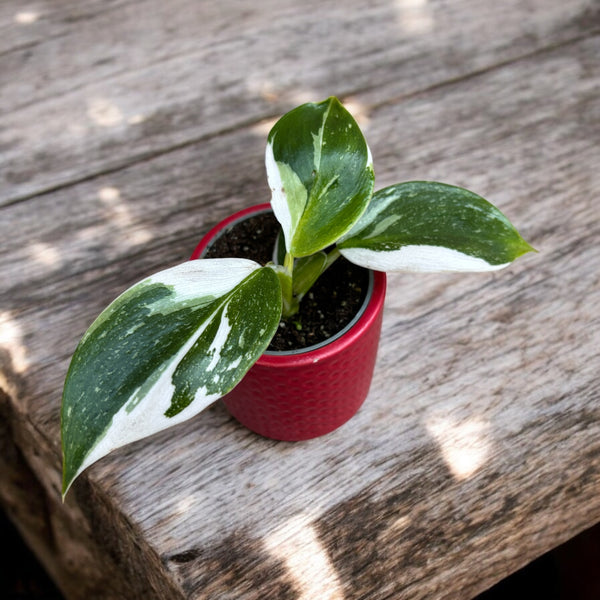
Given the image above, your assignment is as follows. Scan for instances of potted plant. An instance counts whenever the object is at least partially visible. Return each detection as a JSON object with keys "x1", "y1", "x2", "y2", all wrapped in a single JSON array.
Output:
[
  {"x1": 189, "y1": 202, "x2": 387, "y2": 444},
  {"x1": 61, "y1": 96, "x2": 534, "y2": 498}
]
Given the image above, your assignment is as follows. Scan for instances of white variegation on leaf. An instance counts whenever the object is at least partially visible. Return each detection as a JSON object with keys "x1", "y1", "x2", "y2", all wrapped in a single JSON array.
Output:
[
  {"x1": 266, "y1": 141, "x2": 307, "y2": 255},
  {"x1": 338, "y1": 244, "x2": 510, "y2": 272},
  {"x1": 338, "y1": 181, "x2": 535, "y2": 272},
  {"x1": 61, "y1": 258, "x2": 281, "y2": 497}
]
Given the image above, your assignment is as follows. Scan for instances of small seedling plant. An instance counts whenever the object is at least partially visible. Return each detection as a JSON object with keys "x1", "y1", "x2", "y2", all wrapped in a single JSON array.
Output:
[{"x1": 61, "y1": 97, "x2": 534, "y2": 497}]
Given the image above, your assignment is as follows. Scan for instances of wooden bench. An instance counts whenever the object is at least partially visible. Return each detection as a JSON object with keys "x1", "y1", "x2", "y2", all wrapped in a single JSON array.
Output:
[{"x1": 1, "y1": 1, "x2": 599, "y2": 597}]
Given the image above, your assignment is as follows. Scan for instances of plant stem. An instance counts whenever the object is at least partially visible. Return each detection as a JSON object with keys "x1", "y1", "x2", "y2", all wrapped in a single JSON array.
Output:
[
  {"x1": 324, "y1": 246, "x2": 341, "y2": 270},
  {"x1": 279, "y1": 247, "x2": 341, "y2": 319},
  {"x1": 284, "y1": 252, "x2": 295, "y2": 273},
  {"x1": 280, "y1": 252, "x2": 299, "y2": 318}
]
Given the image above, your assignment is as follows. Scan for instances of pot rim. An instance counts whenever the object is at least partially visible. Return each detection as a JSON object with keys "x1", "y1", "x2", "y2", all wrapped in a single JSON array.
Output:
[{"x1": 191, "y1": 203, "x2": 387, "y2": 367}]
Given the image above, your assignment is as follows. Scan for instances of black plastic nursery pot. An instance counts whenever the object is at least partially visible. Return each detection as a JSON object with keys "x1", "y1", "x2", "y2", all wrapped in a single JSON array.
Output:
[{"x1": 190, "y1": 203, "x2": 387, "y2": 441}]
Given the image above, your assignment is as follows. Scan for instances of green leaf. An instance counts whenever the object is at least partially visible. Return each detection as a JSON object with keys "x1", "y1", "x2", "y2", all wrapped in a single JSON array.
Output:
[
  {"x1": 338, "y1": 181, "x2": 535, "y2": 272},
  {"x1": 266, "y1": 96, "x2": 374, "y2": 257},
  {"x1": 61, "y1": 258, "x2": 281, "y2": 497}
]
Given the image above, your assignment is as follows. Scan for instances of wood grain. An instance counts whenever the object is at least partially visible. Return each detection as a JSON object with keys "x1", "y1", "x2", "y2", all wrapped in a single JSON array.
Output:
[
  {"x1": 1, "y1": 0, "x2": 598, "y2": 205},
  {"x1": 1, "y1": 0, "x2": 599, "y2": 598}
]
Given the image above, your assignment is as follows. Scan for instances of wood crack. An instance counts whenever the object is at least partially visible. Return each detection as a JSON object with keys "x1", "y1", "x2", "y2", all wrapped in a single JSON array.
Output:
[{"x1": 368, "y1": 28, "x2": 600, "y2": 112}]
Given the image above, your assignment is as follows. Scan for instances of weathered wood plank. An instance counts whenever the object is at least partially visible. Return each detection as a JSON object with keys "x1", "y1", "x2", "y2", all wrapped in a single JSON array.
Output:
[
  {"x1": 1, "y1": 0, "x2": 600, "y2": 597},
  {"x1": 2, "y1": 23, "x2": 599, "y2": 599},
  {"x1": 1, "y1": 0, "x2": 597, "y2": 205}
]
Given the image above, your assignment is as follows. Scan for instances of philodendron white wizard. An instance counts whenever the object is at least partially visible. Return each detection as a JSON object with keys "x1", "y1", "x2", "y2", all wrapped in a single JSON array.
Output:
[{"x1": 61, "y1": 96, "x2": 535, "y2": 497}]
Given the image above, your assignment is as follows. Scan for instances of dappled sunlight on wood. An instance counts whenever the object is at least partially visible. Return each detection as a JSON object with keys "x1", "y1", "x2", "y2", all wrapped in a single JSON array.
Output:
[
  {"x1": 14, "y1": 11, "x2": 39, "y2": 25},
  {"x1": 87, "y1": 97, "x2": 124, "y2": 127},
  {"x1": 394, "y1": 0, "x2": 434, "y2": 35},
  {"x1": 98, "y1": 186, "x2": 152, "y2": 245},
  {"x1": 389, "y1": 513, "x2": 411, "y2": 533},
  {"x1": 340, "y1": 98, "x2": 372, "y2": 129},
  {"x1": 264, "y1": 513, "x2": 345, "y2": 600},
  {"x1": 251, "y1": 115, "x2": 280, "y2": 138},
  {"x1": 426, "y1": 415, "x2": 492, "y2": 480},
  {"x1": 0, "y1": 311, "x2": 29, "y2": 375},
  {"x1": 127, "y1": 113, "x2": 146, "y2": 125},
  {"x1": 27, "y1": 242, "x2": 62, "y2": 268},
  {"x1": 174, "y1": 493, "x2": 196, "y2": 516},
  {"x1": 98, "y1": 186, "x2": 121, "y2": 203}
]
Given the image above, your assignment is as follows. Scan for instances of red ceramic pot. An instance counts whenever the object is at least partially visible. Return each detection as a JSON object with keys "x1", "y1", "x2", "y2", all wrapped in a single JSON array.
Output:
[{"x1": 191, "y1": 204, "x2": 386, "y2": 441}]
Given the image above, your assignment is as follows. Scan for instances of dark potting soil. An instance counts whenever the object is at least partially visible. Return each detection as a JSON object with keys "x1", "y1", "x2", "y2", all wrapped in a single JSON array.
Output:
[{"x1": 204, "y1": 211, "x2": 370, "y2": 351}]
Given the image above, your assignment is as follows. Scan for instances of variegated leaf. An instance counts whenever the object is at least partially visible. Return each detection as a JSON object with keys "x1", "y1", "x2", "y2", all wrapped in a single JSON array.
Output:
[
  {"x1": 338, "y1": 181, "x2": 535, "y2": 272},
  {"x1": 61, "y1": 258, "x2": 281, "y2": 497},
  {"x1": 266, "y1": 96, "x2": 374, "y2": 257}
]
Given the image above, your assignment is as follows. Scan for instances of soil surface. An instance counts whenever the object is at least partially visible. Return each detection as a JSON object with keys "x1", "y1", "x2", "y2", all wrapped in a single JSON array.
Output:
[{"x1": 204, "y1": 211, "x2": 369, "y2": 351}]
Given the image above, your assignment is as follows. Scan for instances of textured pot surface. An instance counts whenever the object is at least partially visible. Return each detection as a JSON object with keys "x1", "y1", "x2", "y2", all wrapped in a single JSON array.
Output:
[{"x1": 191, "y1": 204, "x2": 387, "y2": 441}]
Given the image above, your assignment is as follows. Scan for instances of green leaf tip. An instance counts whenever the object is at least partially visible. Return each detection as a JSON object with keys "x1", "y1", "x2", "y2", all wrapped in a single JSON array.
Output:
[{"x1": 339, "y1": 181, "x2": 535, "y2": 272}]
